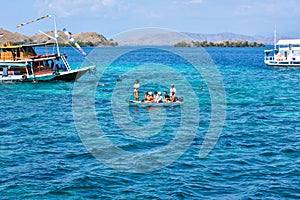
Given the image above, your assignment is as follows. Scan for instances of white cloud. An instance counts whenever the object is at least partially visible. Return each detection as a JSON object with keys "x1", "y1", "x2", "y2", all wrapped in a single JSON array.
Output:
[
  {"x1": 34, "y1": 0, "x2": 116, "y2": 18},
  {"x1": 189, "y1": 0, "x2": 203, "y2": 4},
  {"x1": 180, "y1": 0, "x2": 203, "y2": 5},
  {"x1": 102, "y1": 0, "x2": 115, "y2": 6},
  {"x1": 233, "y1": 0, "x2": 300, "y2": 17}
]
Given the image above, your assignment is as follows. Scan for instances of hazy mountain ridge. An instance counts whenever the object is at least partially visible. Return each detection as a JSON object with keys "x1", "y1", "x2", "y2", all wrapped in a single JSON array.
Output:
[
  {"x1": 0, "y1": 28, "x2": 29, "y2": 42},
  {"x1": 0, "y1": 27, "x2": 295, "y2": 46},
  {"x1": 115, "y1": 32, "x2": 294, "y2": 46}
]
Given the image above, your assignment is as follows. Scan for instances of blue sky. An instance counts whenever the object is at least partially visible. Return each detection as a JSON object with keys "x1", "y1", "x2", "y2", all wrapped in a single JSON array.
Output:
[{"x1": 1, "y1": 0, "x2": 300, "y2": 38}]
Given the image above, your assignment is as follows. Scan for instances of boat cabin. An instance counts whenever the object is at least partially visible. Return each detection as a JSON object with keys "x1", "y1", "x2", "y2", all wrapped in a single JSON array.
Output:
[{"x1": 0, "y1": 42, "x2": 55, "y2": 61}]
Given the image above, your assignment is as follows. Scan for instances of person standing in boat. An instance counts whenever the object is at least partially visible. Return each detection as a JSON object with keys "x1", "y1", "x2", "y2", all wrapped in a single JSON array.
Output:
[
  {"x1": 133, "y1": 79, "x2": 140, "y2": 101},
  {"x1": 170, "y1": 84, "x2": 176, "y2": 97}
]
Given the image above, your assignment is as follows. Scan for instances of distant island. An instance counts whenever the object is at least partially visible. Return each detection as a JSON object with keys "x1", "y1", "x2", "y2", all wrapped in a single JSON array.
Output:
[
  {"x1": 0, "y1": 28, "x2": 118, "y2": 47},
  {"x1": 114, "y1": 31, "x2": 277, "y2": 46},
  {"x1": 174, "y1": 40, "x2": 265, "y2": 47}
]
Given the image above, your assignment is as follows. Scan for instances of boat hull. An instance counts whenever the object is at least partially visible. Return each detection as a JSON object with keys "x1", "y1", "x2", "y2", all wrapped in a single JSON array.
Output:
[
  {"x1": 39, "y1": 66, "x2": 95, "y2": 82},
  {"x1": 0, "y1": 66, "x2": 95, "y2": 82},
  {"x1": 128, "y1": 100, "x2": 183, "y2": 107},
  {"x1": 264, "y1": 60, "x2": 300, "y2": 67}
]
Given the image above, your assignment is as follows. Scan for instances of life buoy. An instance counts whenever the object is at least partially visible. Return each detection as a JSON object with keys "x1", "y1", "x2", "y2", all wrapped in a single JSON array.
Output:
[{"x1": 21, "y1": 75, "x2": 27, "y2": 81}]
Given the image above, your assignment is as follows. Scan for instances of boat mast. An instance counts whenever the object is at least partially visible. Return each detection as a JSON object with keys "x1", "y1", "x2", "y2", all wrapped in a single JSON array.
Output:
[
  {"x1": 53, "y1": 15, "x2": 60, "y2": 56},
  {"x1": 274, "y1": 25, "x2": 277, "y2": 50}
]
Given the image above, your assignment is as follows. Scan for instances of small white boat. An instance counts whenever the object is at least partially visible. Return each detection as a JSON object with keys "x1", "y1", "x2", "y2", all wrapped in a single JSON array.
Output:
[
  {"x1": 264, "y1": 39, "x2": 300, "y2": 67},
  {"x1": 128, "y1": 100, "x2": 183, "y2": 107}
]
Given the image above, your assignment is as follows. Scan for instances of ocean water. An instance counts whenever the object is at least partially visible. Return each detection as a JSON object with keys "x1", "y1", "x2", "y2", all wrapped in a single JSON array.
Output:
[{"x1": 0, "y1": 46, "x2": 299, "y2": 199}]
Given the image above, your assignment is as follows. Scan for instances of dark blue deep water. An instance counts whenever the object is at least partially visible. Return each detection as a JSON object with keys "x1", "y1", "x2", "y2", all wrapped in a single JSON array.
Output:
[{"x1": 0, "y1": 46, "x2": 299, "y2": 199}]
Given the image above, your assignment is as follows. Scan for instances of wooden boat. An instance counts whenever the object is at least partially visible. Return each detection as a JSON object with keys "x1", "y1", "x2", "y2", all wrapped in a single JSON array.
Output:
[
  {"x1": 0, "y1": 42, "x2": 95, "y2": 82},
  {"x1": 128, "y1": 100, "x2": 183, "y2": 107},
  {"x1": 0, "y1": 16, "x2": 95, "y2": 82}
]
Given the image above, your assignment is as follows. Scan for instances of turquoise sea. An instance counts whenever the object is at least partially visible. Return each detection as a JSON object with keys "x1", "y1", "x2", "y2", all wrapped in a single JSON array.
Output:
[{"x1": 0, "y1": 46, "x2": 299, "y2": 199}]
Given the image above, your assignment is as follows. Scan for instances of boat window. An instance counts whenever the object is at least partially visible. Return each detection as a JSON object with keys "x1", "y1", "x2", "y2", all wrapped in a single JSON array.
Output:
[
  {"x1": 279, "y1": 45, "x2": 289, "y2": 49},
  {"x1": 294, "y1": 51, "x2": 300, "y2": 56}
]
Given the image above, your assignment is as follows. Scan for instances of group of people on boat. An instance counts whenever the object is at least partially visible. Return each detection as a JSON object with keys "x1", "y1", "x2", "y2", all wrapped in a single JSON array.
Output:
[{"x1": 133, "y1": 79, "x2": 183, "y2": 103}]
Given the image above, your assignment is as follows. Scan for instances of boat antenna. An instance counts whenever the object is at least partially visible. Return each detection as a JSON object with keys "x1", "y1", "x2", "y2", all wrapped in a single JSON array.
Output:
[
  {"x1": 274, "y1": 24, "x2": 277, "y2": 50},
  {"x1": 53, "y1": 15, "x2": 60, "y2": 56}
]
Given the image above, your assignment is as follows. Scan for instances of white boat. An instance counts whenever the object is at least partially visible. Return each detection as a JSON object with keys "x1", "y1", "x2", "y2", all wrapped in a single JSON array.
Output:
[
  {"x1": 128, "y1": 100, "x2": 183, "y2": 107},
  {"x1": 0, "y1": 16, "x2": 95, "y2": 82},
  {"x1": 264, "y1": 39, "x2": 300, "y2": 67}
]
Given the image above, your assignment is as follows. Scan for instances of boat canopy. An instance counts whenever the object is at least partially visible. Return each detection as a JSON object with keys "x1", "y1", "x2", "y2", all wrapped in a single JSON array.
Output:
[{"x1": 277, "y1": 39, "x2": 300, "y2": 45}]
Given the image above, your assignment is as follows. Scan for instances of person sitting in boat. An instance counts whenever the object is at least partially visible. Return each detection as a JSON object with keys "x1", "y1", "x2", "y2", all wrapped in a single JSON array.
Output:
[
  {"x1": 144, "y1": 91, "x2": 153, "y2": 102},
  {"x1": 52, "y1": 59, "x2": 60, "y2": 75},
  {"x1": 148, "y1": 92, "x2": 155, "y2": 103},
  {"x1": 37, "y1": 64, "x2": 45, "y2": 71},
  {"x1": 163, "y1": 91, "x2": 171, "y2": 102},
  {"x1": 155, "y1": 92, "x2": 163, "y2": 103},
  {"x1": 153, "y1": 91, "x2": 158, "y2": 100},
  {"x1": 44, "y1": 61, "x2": 50, "y2": 69},
  {"x1": 154, "y1": 91, "x2": 159, "y2": 102},
  {"x1": 142, "y1": 91, "x2": 148, "y2": 102},
  {"x1": 171, "y1": 91, "x2": 178, "y2": 102}
]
